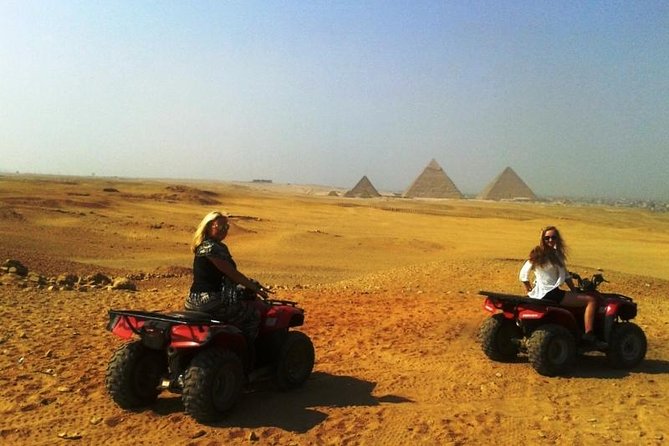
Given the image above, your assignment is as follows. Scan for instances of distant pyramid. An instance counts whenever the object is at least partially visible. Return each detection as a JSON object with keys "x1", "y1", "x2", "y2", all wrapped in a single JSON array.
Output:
[
  {"x1": 404, "y1": 159, "x2": 463, "y2": 199},
  {"x1": 345, "y1": 175, "x2": 381, "y2": 198},
  {"x1": 477, "y1": 167, "x2": 538, "y2": 201}
]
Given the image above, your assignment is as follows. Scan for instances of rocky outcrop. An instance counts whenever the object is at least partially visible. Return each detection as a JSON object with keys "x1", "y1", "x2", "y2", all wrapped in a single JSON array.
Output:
[{"x1": 0, "y1": 259, "x2": 137, "y2": 292}]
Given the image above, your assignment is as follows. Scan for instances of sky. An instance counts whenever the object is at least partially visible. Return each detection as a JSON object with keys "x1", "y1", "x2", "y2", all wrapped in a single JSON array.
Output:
[{"x1": 1, "y1": 1, "x2": 667, "y2": 200}]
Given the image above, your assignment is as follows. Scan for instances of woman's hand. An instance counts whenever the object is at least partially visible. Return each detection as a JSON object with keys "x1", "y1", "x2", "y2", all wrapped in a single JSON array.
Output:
[{"x1": 250, "y1": 280, "x2": 271, "y2": 300}]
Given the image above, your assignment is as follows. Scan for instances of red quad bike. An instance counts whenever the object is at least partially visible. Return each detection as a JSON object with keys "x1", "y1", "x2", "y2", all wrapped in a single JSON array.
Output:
[
  {"x1": 478, "y1": 273, "x2": 647, "y2": 377},
  {"x1": 105, "y1": 294, "x2": 315, "y2": 422}
]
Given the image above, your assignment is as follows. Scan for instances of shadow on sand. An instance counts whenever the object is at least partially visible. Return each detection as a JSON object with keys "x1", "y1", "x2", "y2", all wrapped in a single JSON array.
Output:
[
  {"x1": 503, "y1": 355, "x2": 669, "y2": 379},
  {"x1": 150, "y1": 371, "x2": 411, "y2": 432},
  {"x1": 566, "y1": 356, "x2": 669, "y2": 379}
]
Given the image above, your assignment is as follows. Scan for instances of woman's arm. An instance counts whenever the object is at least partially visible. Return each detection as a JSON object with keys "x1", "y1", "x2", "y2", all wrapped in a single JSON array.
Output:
[
  {"x1": 208, "y1": 257, "x2": 269, "y2": 297},
  {"x1": 519, "y1": 260, "x2": 533, "y2": 291},
  {"x1": 564, "y1": 269, "x2": 578, "y2": 292}
]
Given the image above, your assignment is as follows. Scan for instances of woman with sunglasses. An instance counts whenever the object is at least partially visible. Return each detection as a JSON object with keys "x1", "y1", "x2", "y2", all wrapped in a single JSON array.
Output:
[
  {"x1": 519, "y1": 226, "x2": 598, "y2": 343},
  {"x1": 186, "y1": 211, "x2": 270, "y2": 353}
]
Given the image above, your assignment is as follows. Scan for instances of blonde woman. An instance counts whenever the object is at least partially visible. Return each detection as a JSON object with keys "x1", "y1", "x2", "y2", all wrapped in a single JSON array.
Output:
[
  {"x1": 186, "y1": 211, "x2": 269, "y2": 347},
  {"x1": 519, "y1": 226, "x2": 598, "y2": 343}
]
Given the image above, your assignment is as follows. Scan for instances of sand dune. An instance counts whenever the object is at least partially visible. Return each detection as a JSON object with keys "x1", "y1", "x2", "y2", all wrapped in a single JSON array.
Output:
[{"x1": 1, "y1": 175, "x2": 668, "y2": 445}]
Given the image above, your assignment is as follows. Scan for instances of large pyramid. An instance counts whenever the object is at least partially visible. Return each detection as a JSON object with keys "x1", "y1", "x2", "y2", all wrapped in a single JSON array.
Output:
[
  {"x1": 404, "y1": 159, "x2": 463, "y2": 199},
  {"x1": 477, "y1": 167, "x2": 538, "y2": 201},
  {"x1": 345, "y1": 175, "x2": 381, "y2": 198}
]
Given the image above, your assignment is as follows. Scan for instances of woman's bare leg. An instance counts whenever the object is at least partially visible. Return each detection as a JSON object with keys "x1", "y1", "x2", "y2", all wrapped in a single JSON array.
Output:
[{"x1": 561, "y1": 291, "x2": 596, "y2": 333}]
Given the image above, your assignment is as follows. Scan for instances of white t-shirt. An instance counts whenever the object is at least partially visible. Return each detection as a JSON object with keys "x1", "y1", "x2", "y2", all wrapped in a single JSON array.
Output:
[{"x1": 519, "y1": 259, "x2": 567, "y2": 300}]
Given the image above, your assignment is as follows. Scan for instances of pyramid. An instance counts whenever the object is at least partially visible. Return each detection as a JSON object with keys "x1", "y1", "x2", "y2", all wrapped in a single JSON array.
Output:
[
  {"x1": 477, "y1": 167, "x2": 538, "y2": 201},
  {"x1": 404, "y1": 159, "x2": 463, "y2": 199},
  {"x1": 345, "y1": 176, "x2": 381, "y2": 198}
]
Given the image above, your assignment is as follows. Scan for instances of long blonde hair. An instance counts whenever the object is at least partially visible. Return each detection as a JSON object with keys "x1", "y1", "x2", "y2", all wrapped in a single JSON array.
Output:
[
  {"x1": 528, "y1": 225, "x2": 568, "y2": 268},
  {"x1": 191, "y1": 211, "x2": 227, "y2": 253}
]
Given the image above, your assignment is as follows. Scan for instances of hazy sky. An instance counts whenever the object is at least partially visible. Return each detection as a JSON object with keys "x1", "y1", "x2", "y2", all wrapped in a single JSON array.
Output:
[{"x1": 1, "y1": 1, "x2": 667, "y2": 200}]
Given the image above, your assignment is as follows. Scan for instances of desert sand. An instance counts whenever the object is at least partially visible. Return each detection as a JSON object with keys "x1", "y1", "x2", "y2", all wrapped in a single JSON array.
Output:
[{"x1": 1, "y1": 174, "x2": 668, "y2": 446}]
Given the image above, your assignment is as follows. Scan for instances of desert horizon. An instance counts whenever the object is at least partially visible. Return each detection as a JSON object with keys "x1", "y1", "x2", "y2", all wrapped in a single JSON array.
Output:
[
  {"x1": 2, "y1": 170, "x2": 667, "y2": 205},
  {"x1": 1, "y1": 174, "x2": 668, "y2": 445}
]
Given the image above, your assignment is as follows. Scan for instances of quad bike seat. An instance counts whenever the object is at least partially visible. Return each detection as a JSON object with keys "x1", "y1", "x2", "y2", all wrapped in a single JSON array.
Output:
[{"x1": 478, "y1": 291, "x2": 556, "y2": 306}]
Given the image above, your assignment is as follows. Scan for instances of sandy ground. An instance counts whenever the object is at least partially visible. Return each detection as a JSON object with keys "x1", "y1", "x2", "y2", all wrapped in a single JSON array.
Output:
[{"x1": 1, "y1": 175, "x2": 668, "y2": 445}]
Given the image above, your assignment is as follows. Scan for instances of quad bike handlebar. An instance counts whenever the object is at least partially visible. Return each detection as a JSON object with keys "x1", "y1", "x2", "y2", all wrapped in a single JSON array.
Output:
[
  {"x1": 570, "y1": 272, "x2": 608, "y2": 292},
  {"x1": 244, "y1": 279, "x2": 274, "y2": 301}
]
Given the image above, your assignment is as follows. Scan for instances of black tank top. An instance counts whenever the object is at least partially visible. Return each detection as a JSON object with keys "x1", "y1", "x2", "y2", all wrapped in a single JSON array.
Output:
[{"x1": 190, "y1": 239, "x2": 236, "y2": 293}]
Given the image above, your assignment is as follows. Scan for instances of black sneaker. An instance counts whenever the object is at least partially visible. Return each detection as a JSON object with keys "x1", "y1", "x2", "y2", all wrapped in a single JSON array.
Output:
[{"x1": 582, "y1": 332, "x2": 598, "y2": 344}]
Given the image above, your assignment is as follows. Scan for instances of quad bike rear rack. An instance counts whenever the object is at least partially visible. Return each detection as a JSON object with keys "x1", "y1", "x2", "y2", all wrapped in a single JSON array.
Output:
[{"x1": 108, "y1": 309, "x2": 223, "y2": 327}]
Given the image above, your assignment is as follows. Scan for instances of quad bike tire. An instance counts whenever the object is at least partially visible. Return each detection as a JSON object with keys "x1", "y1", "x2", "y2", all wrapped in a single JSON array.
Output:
[
  {"x1": 607, "y1": 322, "x2": 647, "y2": 369},
  {"x1": 528, "y1": 324, "x2": 576, "y2": 377},
  {"x1": 105, "y1": 341, "x2": 167, "y2": 408},
  {"x1": 182, "y1": 348, "x2": 244, "y2": 422},
  {"x1": 479, "y1": 314, "x2": 522, "y2": 362},
  {"x1": 275, "y1": 331, "x2": 315, "y2": 390}
]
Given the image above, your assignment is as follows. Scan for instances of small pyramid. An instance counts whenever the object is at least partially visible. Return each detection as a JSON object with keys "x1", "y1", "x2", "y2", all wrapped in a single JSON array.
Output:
[
  {"x1": 404, "y1": 159, "x2": 463, "y2": 199},
  {"x1": 477, "y1": 167, "x2": 537, "y2": 201},
  {"x1": 345, "y1": 176, "x2": 381, "y2": 198}
]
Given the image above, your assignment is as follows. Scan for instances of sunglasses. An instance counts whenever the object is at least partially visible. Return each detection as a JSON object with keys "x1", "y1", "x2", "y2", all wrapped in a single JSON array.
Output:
[
  {"x1": 543, "y1": 235, "x2": 558, "y2": 241},
  {"x1": 212, "y1": 220, "x2": 229, "y2": 230}
]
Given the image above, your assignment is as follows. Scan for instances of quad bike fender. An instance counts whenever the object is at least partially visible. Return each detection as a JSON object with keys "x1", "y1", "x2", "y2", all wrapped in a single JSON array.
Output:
[
  {"x1": 188, "y1": 325, "x2": 246, "y2": 350},
  {"x1": 605, "y1": 300, "x2": 637, "y2": 320},
  {"x1": 108, "y1": 315, "x2": 217, "y2": 349},
  {"x1": 170, "y1": 324, "x2": 220, "y2": 348},
  {"x1": 483, "y1": 298, "x2": 500, "y2": 314},
  {"x1": 107, "y1": 311, "x2": 244, "y2": 350},
  {"x1": 482, "y1": 297, "x2": 516, "y2": 318},
  {"x1": 264, "y1": 305, "x2": 305, "y2": 329},
  {"x1": 518, "y1": 307, "x2": 579, "y2": 332},
  {"x1": 108, "y1": 314, "x2": 146, "y2": 340}
]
